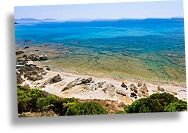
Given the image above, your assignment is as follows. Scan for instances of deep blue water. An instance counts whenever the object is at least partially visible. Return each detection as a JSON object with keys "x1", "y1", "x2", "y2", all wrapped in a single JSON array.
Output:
[
  {"x1": 14, "y1": 18, "x2": 186, "y2": 82},
  {"x1": 15, "y1": 18, "x2": 185, "y2": 52}
]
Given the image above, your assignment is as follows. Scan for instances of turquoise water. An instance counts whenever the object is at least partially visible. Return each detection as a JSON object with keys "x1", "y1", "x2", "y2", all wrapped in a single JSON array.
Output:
[{"x1": 14, "y1": 18, "x2": 186, "y2": 83}]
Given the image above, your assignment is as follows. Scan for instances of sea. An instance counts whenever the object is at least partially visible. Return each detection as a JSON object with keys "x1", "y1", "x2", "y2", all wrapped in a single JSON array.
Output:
[{"x1": 14, "y1": 18, "x2": 186, "y2": 83}]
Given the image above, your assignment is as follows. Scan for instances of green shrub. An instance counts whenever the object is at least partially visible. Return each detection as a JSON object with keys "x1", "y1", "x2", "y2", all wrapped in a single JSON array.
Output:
[
  {"x1": 36, "y1": 96, "x2": 77, "y2": 115},
  {"x1": 114, "y1": 111, "x2": 127, "y2": 114},
  {"x1": 164, "y1": 101, "x2": 187, "y2": 112},
  {"x1": 124, "y1": 93, "x2": 187, "y2": 113},
  {"x1": 185, "y1": 102, "x2": 188, "y2": 109},
  {"x1": 17, "y1": 85, "x2": 43, "y2": 113},
  {"x1": 52, "y1": 97, "x2": 77, "y2": 116},
  {"x1": 36, "y1": 95, "x2": 56, "y2": 111},
  {"x1": 149, "y1": 92, "x2": 178, "y2": 104},
  {"x1": 65, "y1": 102, "x2": 108, "y2": 116},
  {"x1": 183, "y1": 98, "x2": 188, "y2": 109},
  {"x1": 17, "y1": 85, "x2": 77, "y2": 115}
]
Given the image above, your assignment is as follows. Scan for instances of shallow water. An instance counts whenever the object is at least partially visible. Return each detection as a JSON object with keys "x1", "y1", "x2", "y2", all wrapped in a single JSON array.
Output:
[{"x1": 15, "y1": 18, "x2": 186, "y2": 83}]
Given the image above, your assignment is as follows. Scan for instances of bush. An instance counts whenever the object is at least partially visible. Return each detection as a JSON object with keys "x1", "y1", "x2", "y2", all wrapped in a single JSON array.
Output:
[
  {"x1": 36, "y1": 95, "x2": 56, "y2": 111},
  {"x1": 17, "y1": 85, "x2": 77, "y2": 115},
  {"x1": 36, "y1": 96, "x2": 77, "y2": 115},
  {"x1": 149, "y1": 92, "x2": 178, "y2": 104},
  {"x1": 52, "y1": 97, "x2": 77, "y2": 116},
  {"x1": 65, "y1": 102, "x2": 108, "y2": 116},
  {"x1": 164, "y1": 101, "x2": 187, "y2": 112},
  {"x1": 17, "y1": 85, "x2": 43, "y2": 113},
  {"x1": 124, "y1": 93, "x2": 187, "y2": 113},
  {"x1": 185, "y1": 102, "x2": 188, "y2": 109},
  {"x1": 114, "y1": 111, "x2": 127, "y2": 114}
]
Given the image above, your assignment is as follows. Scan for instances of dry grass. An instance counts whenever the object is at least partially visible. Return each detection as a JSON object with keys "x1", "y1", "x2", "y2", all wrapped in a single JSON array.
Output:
[{"x1": 18, "y1": 111, "x2": 58, "y2": 118}]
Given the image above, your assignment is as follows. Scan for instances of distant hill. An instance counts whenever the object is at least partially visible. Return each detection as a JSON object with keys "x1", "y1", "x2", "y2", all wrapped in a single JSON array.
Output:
[
  {"x1": 14, "y1": 18, "x2": 43, "y2": 21},
  {"x1": 43, "y1": 18, "x2": 56, "y2": 20},
  {"x1": 171, "y1": 17, "x2": 184, "y2": 20},
  {"x1": 145, "y1": 17, "x2": 184, "y2": 20}
]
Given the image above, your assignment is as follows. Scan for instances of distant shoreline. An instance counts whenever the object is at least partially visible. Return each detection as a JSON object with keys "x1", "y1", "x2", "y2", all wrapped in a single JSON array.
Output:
[{"x1": 14, "y1": 17, "x2": 184, "y2": 23}]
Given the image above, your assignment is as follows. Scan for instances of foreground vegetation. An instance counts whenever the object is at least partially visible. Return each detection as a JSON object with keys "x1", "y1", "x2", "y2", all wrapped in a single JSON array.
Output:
[
  {"x1": 17, "y1": 85, "x2": 108, "y2": 117},
  {"x1": 17, "y1": 85, "x2": 187, "y2": 117},
  {"x1": 117, "y1": 93, "x2": 187, "y2": 114}
]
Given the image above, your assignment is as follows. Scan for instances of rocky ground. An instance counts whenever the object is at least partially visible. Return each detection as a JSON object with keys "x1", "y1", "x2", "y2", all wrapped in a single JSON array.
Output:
[{"x1": 16, "y1": 46, "x2": 187, "y2": 106}]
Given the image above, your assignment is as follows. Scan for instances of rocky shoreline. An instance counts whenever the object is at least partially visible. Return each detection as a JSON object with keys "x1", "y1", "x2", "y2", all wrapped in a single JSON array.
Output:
[{"x1": 16, "y1": 47, "x2": 187, "y2": 105}]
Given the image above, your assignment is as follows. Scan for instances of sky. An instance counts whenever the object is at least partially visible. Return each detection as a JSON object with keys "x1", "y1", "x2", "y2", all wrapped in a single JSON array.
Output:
[{"x1": 14, "y1": 0, "x2": 184, "y2": 20}]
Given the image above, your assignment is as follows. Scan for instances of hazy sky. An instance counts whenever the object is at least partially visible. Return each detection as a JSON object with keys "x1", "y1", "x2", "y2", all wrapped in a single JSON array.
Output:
[{"x1": 14, "y1": 0, "x2": 184, "y2": 20}]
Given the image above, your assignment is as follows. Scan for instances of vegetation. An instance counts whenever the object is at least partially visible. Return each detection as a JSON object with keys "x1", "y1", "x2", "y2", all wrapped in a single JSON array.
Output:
[
  {"x1": 65, "y1": 102, "x2": 108, "y2": 115},
  {"x1": 36, "y1": 95, "x2": 56, "y2": 111},
  {"x1": 124, "y1": 93, "x2": 187, "y2": 113},
  {"x1": 114, "y1": 111, "x2": 127, "y2": 114},
  {"x1": 17, "y1": 85, "x2": 108, "y2": 118},
  {"x1": 18, "y1": 111, "x2": 57, "y2": 117},
  {"x1": 17, "y1": 85, "x2": 187, "y2": 117},
  {"x1": 17, "y1": 85, "x2": 78, "y2": 116},
  {"x1": 164, "y1": 101, "x2": 187, "y2": 112},
  {"x1": 17, "y1": 85, "x2": 43, "y2": 113}
]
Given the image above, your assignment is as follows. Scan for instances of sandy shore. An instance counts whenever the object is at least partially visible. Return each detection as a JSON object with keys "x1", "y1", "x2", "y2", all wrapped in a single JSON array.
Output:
[
  {"x1": 16, "y1": 45, "x2": 187, "y2": 104},
  {"x1": 20, "y1": 60, "x2": 187, "y2": 105}
]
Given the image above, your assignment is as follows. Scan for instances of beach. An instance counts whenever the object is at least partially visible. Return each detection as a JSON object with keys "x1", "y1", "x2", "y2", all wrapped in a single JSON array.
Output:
[{"x1": 16, "y1": 45, "x2": 187, "y2": 105}]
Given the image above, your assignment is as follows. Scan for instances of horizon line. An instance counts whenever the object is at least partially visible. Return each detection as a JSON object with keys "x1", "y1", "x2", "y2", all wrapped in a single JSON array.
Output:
[{"x1": 14, "y1": 17, "x2": 184, "y2": 22}]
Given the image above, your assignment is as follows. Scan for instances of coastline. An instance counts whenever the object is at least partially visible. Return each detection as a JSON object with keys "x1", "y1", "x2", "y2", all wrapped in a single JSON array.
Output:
[
  {"x1": 20, "y1": 61, "x2": 187, "y2": 105},
  {"x1": 16, "y1": 44, "x2": 186, "y2": 85},
  {"x1": 17, "y1": 44, "x2": 187, "y2": 105}
]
